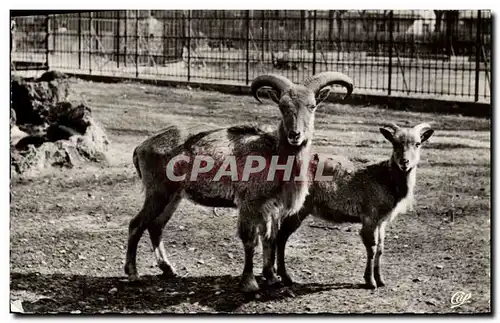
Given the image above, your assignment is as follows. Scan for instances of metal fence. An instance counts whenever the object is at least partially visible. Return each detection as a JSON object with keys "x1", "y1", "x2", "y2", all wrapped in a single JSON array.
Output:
[
  {"x1": 10, "y1": 14, "x2": 49, "y2": 71},
  {"x1": 11, "y1": 10, "x2": 491, "y2": 103}
]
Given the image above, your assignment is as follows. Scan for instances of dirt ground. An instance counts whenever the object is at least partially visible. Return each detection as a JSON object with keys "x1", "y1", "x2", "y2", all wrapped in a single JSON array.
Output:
[{"x1": 10, "y1": 79, "x2": 491, "y2": 314}]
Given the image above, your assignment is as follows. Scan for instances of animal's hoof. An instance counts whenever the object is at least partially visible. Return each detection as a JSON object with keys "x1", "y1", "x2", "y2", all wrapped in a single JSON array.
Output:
[
  {"x1": 263, "y1": 272, "x2": 281, "y2": 287},
  {"x1": 240, "y1": 274, "x2": 260, "y2": 293},
  {"x1": 363, "y1": 280, "x2": 377, "y2": 289},
  {"x1": 363, "y1": 273, "x2": 377, "y2": 289},
  {"x1": 159, "y1": 262, "x2": 177, "y2": 278},
  {"x1": 127, "y1": 274, "x2": 140, "y2": 282},
  {"x1": 124, "y1": 263, "x2": 138, "y2": 278},
  {"x1": 375, "y1": 270, "x2": 385, "y2": 287},
  {"x1": 278, "y1": 272, "x2": 295, "y2": 286}
]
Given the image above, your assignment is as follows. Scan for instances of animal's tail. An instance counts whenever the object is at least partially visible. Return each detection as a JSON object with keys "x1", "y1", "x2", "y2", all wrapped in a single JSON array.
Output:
[
  {"x1": 133, "y1": 147, "x2": 142, "y2": 180},
  {"x1": 133, "y1": 147, "x2": 146, "y2": 193}
]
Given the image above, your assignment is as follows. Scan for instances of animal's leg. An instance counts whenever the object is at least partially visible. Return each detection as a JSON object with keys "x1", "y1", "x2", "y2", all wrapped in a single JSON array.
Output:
[
  {"x1": 276, "y1": 210, "x2": 309, "y2": 285},
  {"x1": 261, "y1": 236, "x2": 280, "y2": 286},
  {"x1": 261, "y1": 202, "x2": 281, "y2": 287},
  {"x1": 124, "y1": 209, "x2": 146, "y2": 280},
  {"x1": 360, "y1": 221, "x2": 378, "y2": 289},
  {"x1": 148, "y1": 192, "x2": 182, "y2": 278},
  {"x1": 124, "y1": 192, "x2": 168, "y2": 280},
  {"x1": 374, "y1": 220, "x2": 388, "y2": 287},
  {"x1": 237, "y1": 211, "x2": 259, "y2": 293}
]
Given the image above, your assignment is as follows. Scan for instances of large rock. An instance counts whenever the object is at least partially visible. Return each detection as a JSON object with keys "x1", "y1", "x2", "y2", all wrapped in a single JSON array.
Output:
[
  {"x1": 47, "y1": 102, "x2": 92, "y2": 135},
  {"x1": 11, "y1": 72, "x2": 70, "y2": 127},
  {"x1": 11, "y1": 122, "x2": 109, "y2": 177},
  {"x1": 10, "y1": 71, "x2": 110, "y2": 177}
]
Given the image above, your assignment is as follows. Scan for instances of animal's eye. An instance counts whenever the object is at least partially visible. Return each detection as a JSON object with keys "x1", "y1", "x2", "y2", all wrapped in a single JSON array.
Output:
[
  {"x1": 416, "y1": 142, "x2": 421, "y2": 147},
  {"x1": 308, "y1": 105, "x2": 316, "y2": 110}
]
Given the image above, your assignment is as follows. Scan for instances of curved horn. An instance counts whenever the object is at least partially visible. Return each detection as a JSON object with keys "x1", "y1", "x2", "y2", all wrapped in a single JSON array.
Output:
[
  {"x1": 302, "y1": 71, "x2": 354, "y2": 99},
  {"x1": 250, "y1": 74, "x2": 294, "y2": 104},
  {"x1": 413, "y1": 123, "x2": 432, "y2": 134},
  {"x1": 382, "y1": 122, "x2": 401, "y2": 132}
]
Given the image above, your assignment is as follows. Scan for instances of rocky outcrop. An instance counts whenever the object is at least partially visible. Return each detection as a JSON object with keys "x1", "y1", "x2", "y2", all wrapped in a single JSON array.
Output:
[{"x1": 10, "y1": 70, "x2": 110, "y2": 177}]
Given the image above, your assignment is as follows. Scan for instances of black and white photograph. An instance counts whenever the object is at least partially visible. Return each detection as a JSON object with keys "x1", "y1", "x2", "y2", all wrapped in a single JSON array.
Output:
[{"x1": 8, "y1": 6, "x2": 492, "y2": 315}]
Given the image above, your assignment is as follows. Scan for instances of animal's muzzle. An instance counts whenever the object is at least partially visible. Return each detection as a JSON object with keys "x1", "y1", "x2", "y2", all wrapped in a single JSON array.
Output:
[{"x1": 288, "y1": 131, "x2": 301, "y2": 142}]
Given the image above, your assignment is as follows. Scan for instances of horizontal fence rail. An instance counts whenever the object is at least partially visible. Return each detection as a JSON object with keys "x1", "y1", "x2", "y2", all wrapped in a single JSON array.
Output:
[{"x1": 11, "y1": 10, "x2": 491, "y2": 103}]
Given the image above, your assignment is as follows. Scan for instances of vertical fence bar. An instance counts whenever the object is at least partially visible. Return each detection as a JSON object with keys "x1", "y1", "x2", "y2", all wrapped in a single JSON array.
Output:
[
  {"x1": 187, "y1": 10, "x2": 191, "y2": 82},
  {"x1": 388, "y1": 10, "x2": 394, "y2": 96},
  {"x1": 312, "y1": 10, "x2": 317, "y2": 75},
  {"x1": 78, "y1": 12, "x2": 82, "y2": 69},
  {"x1": 135, "y1": 10, "x2": 139, "y2": 78},
  {"x1": 95, "y1": 16, "x2": 100, "y2": 59},
  {"x1": 300, "y1": 10, "x2": 304, "y2": 54},
  {"x1": 246, "y1": 10, "x2": 250, "y2": 85},
  {"x1": 221, "y1": 10, "x2": 225, "y2": 57},
  {"x1": 51, "y1": 15, "x2": 55, "y2": 56},
  {"x1": 124, "y1": 11, "x2": 127, "y2": 67},
  {"x1": 484, "y1": 12, "x2": 491, "y2": 98},
  {"x1": 45, "y1": 15, "x2": 50, "y2": 70},
  {"x1": 474, "y1": 10, "x2": 481, "y2": 102},
  {"x1": 261, "y1": 11, "x2": 264, "y2": 65},
  {"x1": 116, "y1": 11, "x2": 120, "y2": 68},
  {"x1": 162, "y1": 13, "x2": 167, "y2": 66},
  {"x1": 328, "y1": 10, "x2": 333, "y2": 47},
  {"x1": 89, "y1": 12, "x2": 92, "y2": 74},
  {"x1": 174, "y1": 11, "x2": 178, "y2": 66}
]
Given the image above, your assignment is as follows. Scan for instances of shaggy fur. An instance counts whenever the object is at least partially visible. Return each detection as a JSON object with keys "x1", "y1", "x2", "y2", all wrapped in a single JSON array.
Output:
[
  {"x1": 124, "y1": 72, "x2": 353, "y2": 292},
  {"x1": 274, "y1": 123, "x2": 435, "y2": 289}
]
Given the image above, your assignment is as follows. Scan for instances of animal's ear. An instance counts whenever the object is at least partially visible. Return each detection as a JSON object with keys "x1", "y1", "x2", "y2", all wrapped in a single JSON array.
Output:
[
  {"x1": 379, "y1": 128, "x2": 395, "y2": 144},
  {"x1": 420, "y1": 129, "x2": 434, "y2": 143},
  {"x1": 315, "y1": 87, "x2": 331, "y2": 105},
  {"x1": 260, "y1": 88, "x2": 281, "y2": 104}
]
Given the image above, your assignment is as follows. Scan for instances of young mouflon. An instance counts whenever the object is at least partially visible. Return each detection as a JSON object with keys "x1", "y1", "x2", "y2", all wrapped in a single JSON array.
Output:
[{"x1": 274, "y1": 122, "x2": 434, "y2": 289}]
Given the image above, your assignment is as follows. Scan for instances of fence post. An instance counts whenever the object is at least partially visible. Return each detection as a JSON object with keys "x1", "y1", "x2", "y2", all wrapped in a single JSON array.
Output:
[
  {"x1": 135, "y1": 10, "x2": 139, "y2": 78},
  {"x1": 221, "y1": 10, "x2": 225, "y2": 49},
  {"x1": 95, "y1": 16, "x2": 100, "y2": 56},
  {"x1": 51, "y1": 15, "x2": 55, "y2": 56},
  {"x1": 474, "y1": 10, "x2": 481, "y2": 102},
  {"x1": 312, "y1": 10, "x2": 317, "y2": 75},
  {"x1": 78, "y1": 13, "x2": 82, "y2": 69},
  {"x1": 162, "y1": 13, "x2": 167, "y2": 66},
  {"x1": 187, "y1": 10, "x2": 191, "y2": 82},
  {"x1": 328, "y1": 10, "x2": 333, "y2": 47},
  {"x1": 124, "y1": 11, "x2": 127, "y2": 67},
  {"x1": 116, "y1": 11, "x2": 120, "y2": 68},
  {"x1": 261, "y1": 11, "x2": 264, "y2": 65},
  {"x1": 246, "y1": 10, "x2": 250, "y2": 85},
  {"x1": 388, "y1": 10, "x2": 394, "y2": 96},
  {"x1": 45, "y1": 15, "x2": 50, "y2": 70},
  {"x1": 89, "y1": 12, "x2": 92, "y2": 74}
]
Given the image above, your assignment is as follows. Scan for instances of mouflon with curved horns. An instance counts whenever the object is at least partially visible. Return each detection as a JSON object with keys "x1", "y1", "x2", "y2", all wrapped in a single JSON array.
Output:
[{"x1": 125, "y1": 71, "x2": 354, "y2": 293}]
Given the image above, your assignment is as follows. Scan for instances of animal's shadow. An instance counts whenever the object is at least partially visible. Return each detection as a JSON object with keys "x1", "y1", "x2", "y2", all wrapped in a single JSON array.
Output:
[{"x1": 11, "y1": 272, "x2": 362, "y2": 313}]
